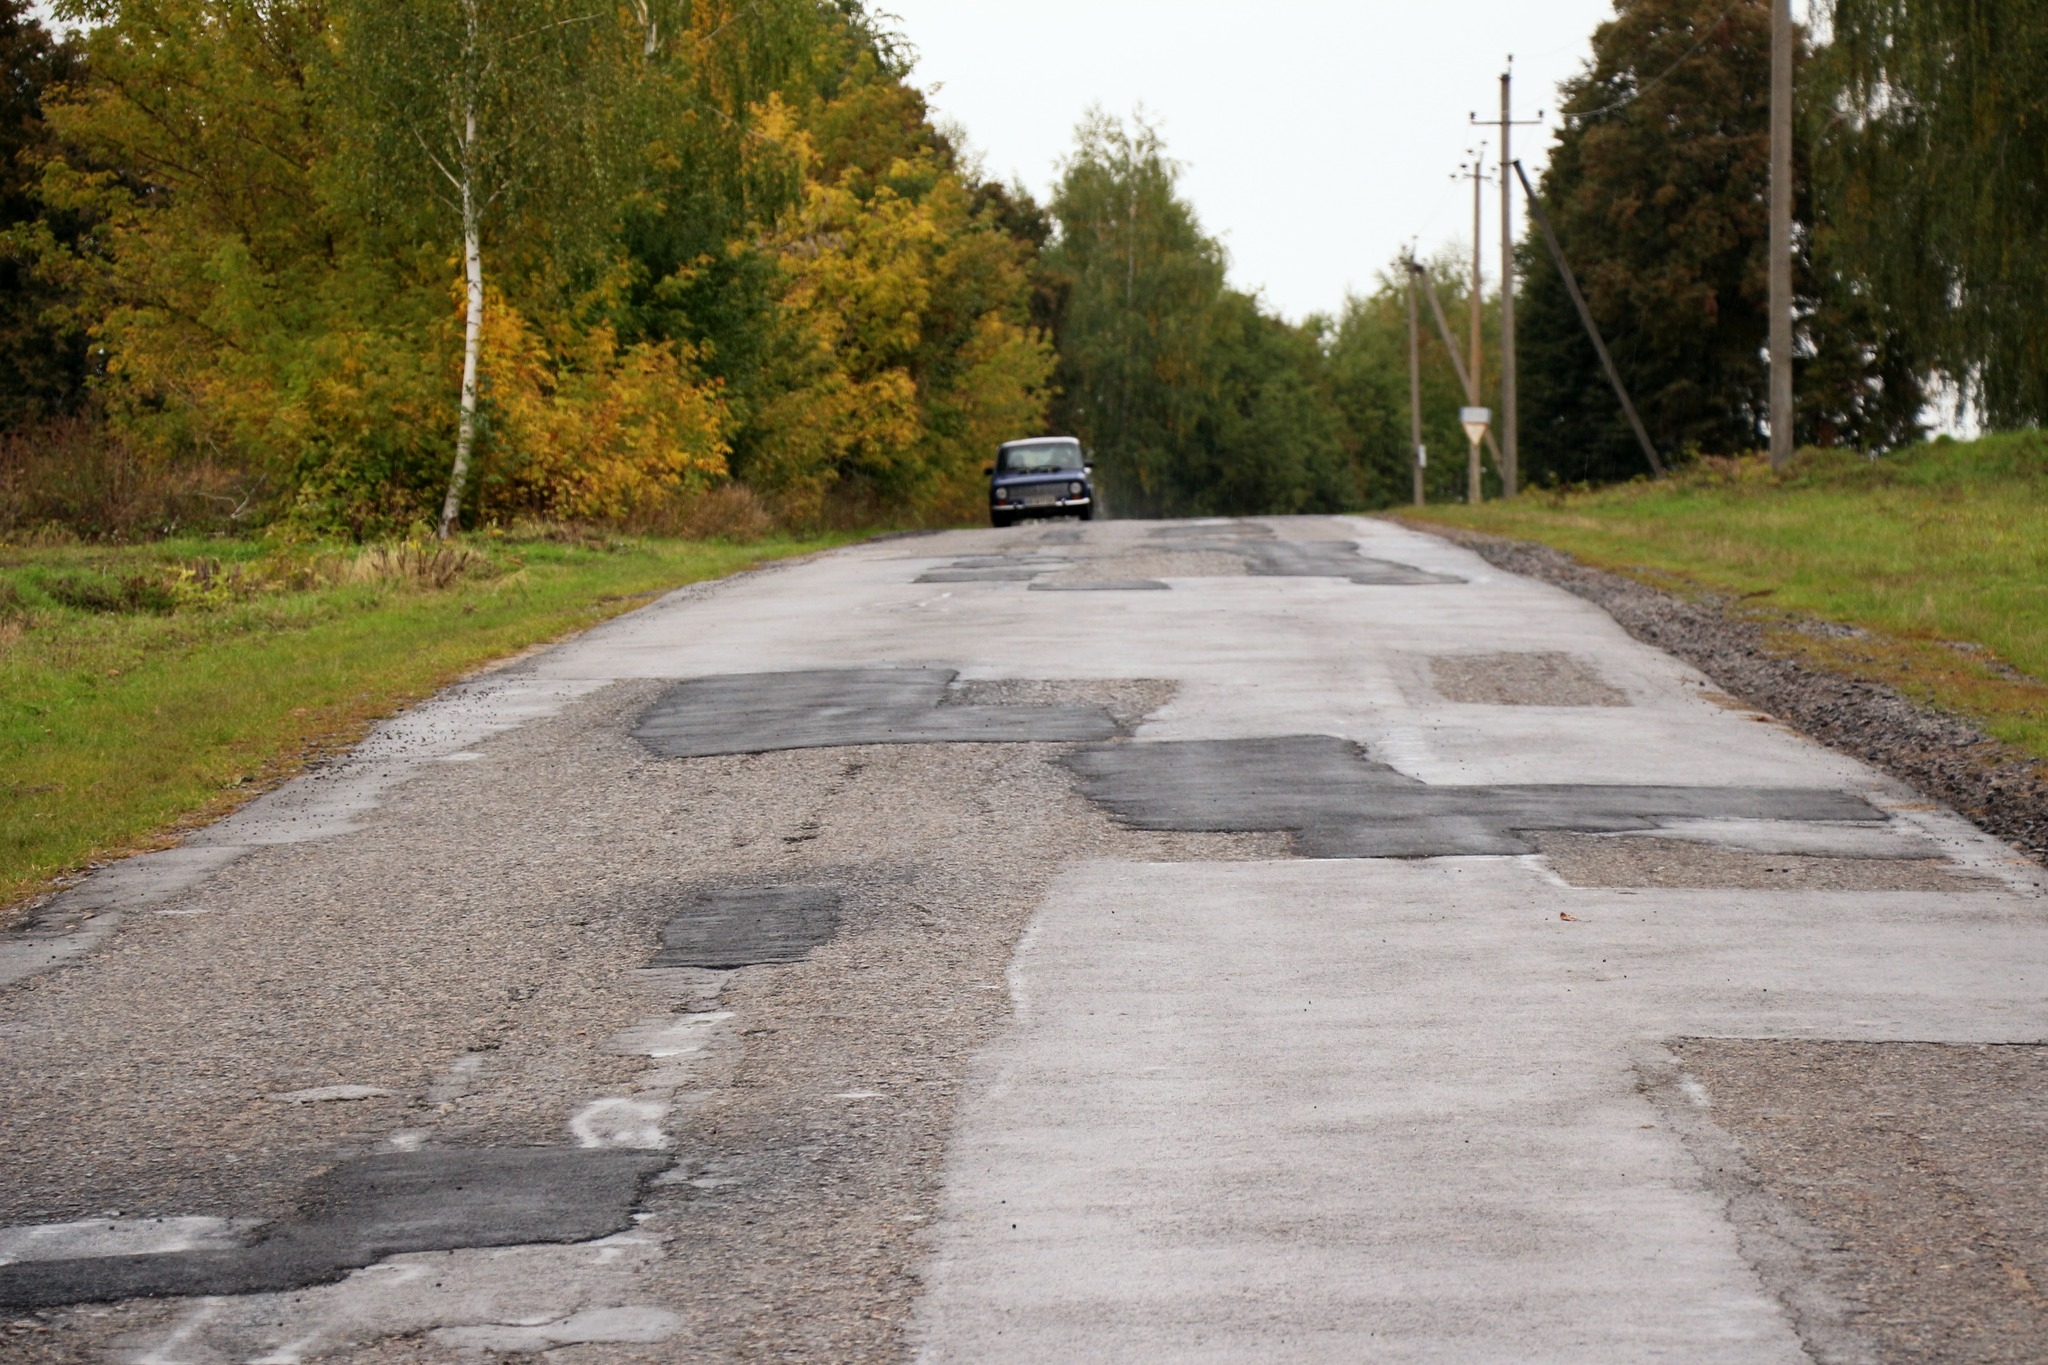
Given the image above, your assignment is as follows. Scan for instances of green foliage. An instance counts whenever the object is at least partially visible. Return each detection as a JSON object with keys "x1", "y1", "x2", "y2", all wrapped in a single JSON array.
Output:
[
  {"x1": 14, "y1": 0, "x2": 1046, "y2": 537},
  {"x1": 330, "y1": 0, "x2": 620, "y2": 250},
  {"x1": 0, "y1": 1, "x2": 89, "y2": 425},
  {"x1": 1045, "y1": 112, "x2": 1356, "y2": 517},
  {"x1": 1325, "y1": 256, "x2": 1508, "y2": 506},
  {"x1": 1816, "y1": 0, "x2": 2048, "y2": 427},
  {"x1": 1517, "y1": 0, "x2": 1922, "y2": 488},
  {"x1": 1180, "y1": 293, "x2": 1350, "y2": 516}
]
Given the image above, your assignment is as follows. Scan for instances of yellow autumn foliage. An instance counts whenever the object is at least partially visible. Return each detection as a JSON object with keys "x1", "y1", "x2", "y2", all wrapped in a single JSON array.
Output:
[
  {"x1": 26, "y1": 2, "x2": 1051, "y2": 536},
  {"x1": 744, "y1": 97, "x2": 1054, "y2": 526},
  {"x1": 477, "y1": 298, "x2": 732, "y2": 522}
]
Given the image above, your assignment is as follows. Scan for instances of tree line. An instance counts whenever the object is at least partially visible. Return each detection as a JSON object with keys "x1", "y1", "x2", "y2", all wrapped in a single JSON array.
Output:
[
  {"x1": 1052, "y1": 0, "x2": 2048, "y2": 507},
  {"x1": 2, "y1": 0, "x2": 1052, "y2": 535},
  {"x1": 1, "y1": 0, "x2": 2040, "y2": 535}
]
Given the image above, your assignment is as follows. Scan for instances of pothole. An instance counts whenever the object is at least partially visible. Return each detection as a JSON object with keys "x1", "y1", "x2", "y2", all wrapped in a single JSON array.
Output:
[
  {"x1": 1062, "y1": 734, "x2": 1882, "y2": 858},
  {"x1": 1537, "y1": 833, "x2": 1995, "y2": 891}
]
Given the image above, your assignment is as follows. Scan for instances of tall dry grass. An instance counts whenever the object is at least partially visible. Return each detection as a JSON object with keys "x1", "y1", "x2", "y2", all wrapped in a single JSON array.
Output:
[
  {"x1": 339, "y1": 540, "x2": 493, "y2": 589},
  {"x1": 0, "y1": 419, "x2": 266, "y2": 542},
  {"x1": 624, "y1": 483, "x2": 782, "y2": 542}
]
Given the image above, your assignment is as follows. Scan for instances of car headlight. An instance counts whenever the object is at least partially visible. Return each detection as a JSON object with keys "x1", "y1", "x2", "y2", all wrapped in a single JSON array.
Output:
[{"x1": 1069, "y1": 481, "x2": 1083, "y2": 496}]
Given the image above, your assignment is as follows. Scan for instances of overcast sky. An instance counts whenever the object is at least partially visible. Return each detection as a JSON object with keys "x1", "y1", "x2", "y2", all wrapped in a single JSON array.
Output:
[{"x1": 885, "y1": 0, "x2": 1625, "y2": 321}]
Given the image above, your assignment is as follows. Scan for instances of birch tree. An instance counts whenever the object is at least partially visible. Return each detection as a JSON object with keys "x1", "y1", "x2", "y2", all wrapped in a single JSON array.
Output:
[
  {"x1": 1818, "y1": 0, "x2": 2048, "y2": 427},
  {"x1": 334, "y1": 0, "x2": 619, "y2": 537}
]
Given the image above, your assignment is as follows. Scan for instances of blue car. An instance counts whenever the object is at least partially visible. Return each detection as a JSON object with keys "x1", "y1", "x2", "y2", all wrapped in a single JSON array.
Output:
[{"x1": 988, "y1": 437, "x2": 1095, "y2": 527}]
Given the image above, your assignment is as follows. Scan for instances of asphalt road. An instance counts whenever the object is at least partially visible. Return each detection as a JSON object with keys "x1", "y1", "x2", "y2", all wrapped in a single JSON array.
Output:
[{"x1": 3, "y1": 517, "x2": 2044, "y2": 1364}]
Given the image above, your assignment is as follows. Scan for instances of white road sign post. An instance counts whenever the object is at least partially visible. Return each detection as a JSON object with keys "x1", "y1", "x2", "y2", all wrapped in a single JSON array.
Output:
[{"x1": 1460, "y1": 407, "x2": 1491, "y2": 504}]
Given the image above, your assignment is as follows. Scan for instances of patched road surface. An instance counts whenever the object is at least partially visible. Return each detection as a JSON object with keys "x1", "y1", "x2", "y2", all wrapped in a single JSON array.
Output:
[{"x1": 4, "y1": 518, "x2": 2045, "y2": 1364}]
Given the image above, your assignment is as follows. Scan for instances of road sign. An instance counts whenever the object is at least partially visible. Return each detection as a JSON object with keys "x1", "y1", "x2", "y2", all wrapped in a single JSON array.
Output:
[{"x1": 1460, "y1": 407, "x2": 1492, "y2": 445}]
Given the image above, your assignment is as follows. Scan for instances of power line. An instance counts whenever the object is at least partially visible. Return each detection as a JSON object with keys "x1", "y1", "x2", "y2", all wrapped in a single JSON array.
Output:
[{"x1": 1565, "y1": 1, "x2": 1743, "y2": 123}]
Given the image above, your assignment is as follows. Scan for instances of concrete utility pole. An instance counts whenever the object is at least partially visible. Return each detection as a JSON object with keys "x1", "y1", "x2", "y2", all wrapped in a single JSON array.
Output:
[
  {"x1": 1473, "y1": 63, "x2": 1544, "y2": 498},
  {"x1": 1768, "y1": 0, "x2": 1794, "y2": 470},
  {"x1": 1406, "y1": 257, "x2": 1425, "y2": 507}
]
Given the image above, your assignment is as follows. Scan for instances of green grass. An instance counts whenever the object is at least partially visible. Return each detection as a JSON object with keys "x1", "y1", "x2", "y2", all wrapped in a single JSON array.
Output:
[
  {"x1": 1396, "y1": 431, "x2": 2048, "y2": 760},
  {"x1": 1, "y1": 530, "x2": 853, "y2": 914}
]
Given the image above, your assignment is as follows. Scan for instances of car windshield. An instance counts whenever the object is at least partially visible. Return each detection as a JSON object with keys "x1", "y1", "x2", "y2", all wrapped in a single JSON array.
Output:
[{"x1": 1000, "y1": 442, "x2": 1080, "y2": 473}]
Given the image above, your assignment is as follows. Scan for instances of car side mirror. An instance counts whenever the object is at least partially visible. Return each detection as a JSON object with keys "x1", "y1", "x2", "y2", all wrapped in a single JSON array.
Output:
[
  {"x1": 1084, "y1": 465, "x2": 1093, "y2": 475},
  {"x1": 983, "y1": 465, "x2": 994, "y2": 476}
]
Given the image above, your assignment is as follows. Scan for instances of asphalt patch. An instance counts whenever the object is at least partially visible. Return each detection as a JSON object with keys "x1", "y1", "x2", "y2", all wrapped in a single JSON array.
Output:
[
  {"x1": 651, "y1": 885, "x2": 841, "y2": 969},
  {"x1": 0, "y1": 1148, "x2": 667, "y2": 1309},
  {"x1": 915, "y1": 568, "x2": 1046, "y2": 583},
  {"x1": 635, "y1": 668, "x2": 1121, "y2": 758},
  {"x1": 915, "y1": 553, "x2": 1061, "y2": 584},
  {"x1": 1062, "y1": 735, "x2": 1880, "y2": 857}
]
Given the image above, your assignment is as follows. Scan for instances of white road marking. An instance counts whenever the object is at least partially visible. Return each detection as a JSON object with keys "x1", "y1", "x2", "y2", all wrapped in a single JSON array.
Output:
[
  {"x1": 0, "y1": 1217, "x2": 259, "y2": 1264},
  {"x1": 429, "y1": 1305, "x2": 683, "y2": 1351},
  {"x1": 569, "y1": 1097, "x2": 672, "y2": 1149}
]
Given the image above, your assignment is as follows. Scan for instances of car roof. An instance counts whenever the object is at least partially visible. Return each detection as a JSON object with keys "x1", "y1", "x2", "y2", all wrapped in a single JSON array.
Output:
[{"x1": 998, "y1": 436, "x2": 1081, "y2": 449}]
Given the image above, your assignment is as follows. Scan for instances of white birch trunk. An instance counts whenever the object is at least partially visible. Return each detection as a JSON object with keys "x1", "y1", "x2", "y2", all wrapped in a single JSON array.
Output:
[
  {"x1": 628, "y1": 0, "x2": 657, "y2": 56},
  {"x1": 438, "y1": 100, "x2": 484, "y2": 541}
]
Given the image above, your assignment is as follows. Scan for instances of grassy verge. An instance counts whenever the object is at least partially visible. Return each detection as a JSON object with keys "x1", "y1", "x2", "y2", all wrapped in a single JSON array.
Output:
[
  {"x1": 1394, "y1": 432, "x2": 2048, "y2": 761},
  {"x1": 1, "y1": 530, "x2": 856, "y2": 913}
]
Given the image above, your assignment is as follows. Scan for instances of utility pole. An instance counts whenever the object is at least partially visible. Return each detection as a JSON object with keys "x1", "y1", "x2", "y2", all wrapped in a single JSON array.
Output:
[
  {"x1": 1768, "y1": 0, "x2": 1795, "y2": 470},
  {"x1": 1406, "y1": 255, "x2": 1425, "y2": 507},
  {"x1": 1454, "y1": 153, "x2": 1490, "y2": 504},
  {"x1": 1410, "y1": 260, "x2": 1510, "y2": 480},
  {"x1": 1473, "y1": 62, "x2": 1543, "y2": 498}
]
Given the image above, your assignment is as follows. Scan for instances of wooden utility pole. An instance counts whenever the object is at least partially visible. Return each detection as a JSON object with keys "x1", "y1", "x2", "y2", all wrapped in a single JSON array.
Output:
[
  {"x1": 1406, "y1": 257, "x2": 1425, "y2": 507},
  {"x1": 1455, "y1": 154, "x2": 1488, "y2": 504},
  {"x1": 1768, "y1": 0, "x2": 1794, "y2": 470},
  {"x1": 1474, "y1": 64, "x2": 1543, "y2": 498},
  {"x1": 1411, "y1": 260, "x2": 1510, "y2": 480}
]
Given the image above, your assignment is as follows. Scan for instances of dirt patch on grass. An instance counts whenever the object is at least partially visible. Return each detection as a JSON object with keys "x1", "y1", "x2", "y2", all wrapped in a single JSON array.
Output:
[{"x1": 1416, "y1": 524, "x2": 2048, "y2": 865}]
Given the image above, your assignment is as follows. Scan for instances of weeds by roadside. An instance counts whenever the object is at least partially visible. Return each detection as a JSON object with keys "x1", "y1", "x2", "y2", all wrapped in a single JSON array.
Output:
[{"x1": 0, "y1": 537, "x2": 501, "y2": 625}]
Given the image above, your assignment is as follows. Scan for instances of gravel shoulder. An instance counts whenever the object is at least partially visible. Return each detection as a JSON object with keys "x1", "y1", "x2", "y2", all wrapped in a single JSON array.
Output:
[{"x1": 1411, "y1": 522, "x2": 2048, "y2": 865}]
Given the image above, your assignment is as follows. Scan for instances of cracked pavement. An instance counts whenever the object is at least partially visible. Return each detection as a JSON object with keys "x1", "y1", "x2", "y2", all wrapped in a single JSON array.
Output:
[{"x1": 3, "y1": 516, "x2": 2045, "y2": 1364}]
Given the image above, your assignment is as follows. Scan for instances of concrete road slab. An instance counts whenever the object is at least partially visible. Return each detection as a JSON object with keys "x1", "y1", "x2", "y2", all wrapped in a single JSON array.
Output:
[{"x1": 911, "y1": 859, "x2": 2048, "y2": 1362}]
